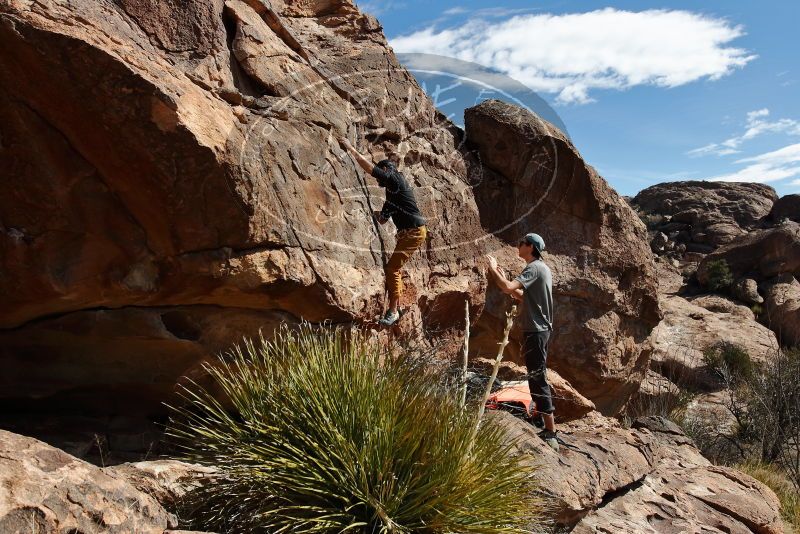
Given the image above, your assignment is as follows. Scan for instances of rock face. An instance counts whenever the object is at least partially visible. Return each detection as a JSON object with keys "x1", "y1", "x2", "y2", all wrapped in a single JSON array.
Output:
[
  {"x1": 770, "y1": 194, "x2": 800, "y2": 223},
  {"x1": 650, "y1": 292, "x2": 778, "y2": 389},
  {"x1": 763, "y1": 275, "x2": 800, "y2": 346},
  {"x1": 732, "y1": 277, "x2": 763, "y2": 305},
  {"x1": 0, "y1": 1, "x2": 661, "y2": 420},
  {"x1": 0, "y1": 429, "x2": 176, "y2": 533},
  {"x1": 493, "y1": 412, "x2": 783, "y2": 532},
  {"x1": 0, "y1": 0, "x2": 490, "y2": 414},
  {"x1": 636, "y1": 260, "x2": 779, "y2": 438},
  {"x1": 632, "y1": 181, "x2": 777, "y2": 251},
  {"x1": 698, "y1": 222, "x2": 800, "y2": 284},
  {"x1": 464, "y1": 100, "x2": 661, "y2": 415},
  {"x1": 106, "y1": 460, "x2": 218, "y2": 511}
]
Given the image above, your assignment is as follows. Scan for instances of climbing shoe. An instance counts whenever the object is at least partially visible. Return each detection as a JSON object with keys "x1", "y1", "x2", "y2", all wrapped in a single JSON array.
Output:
[
  {"x1": 528, "y1": 413, "x2": 545, "y2": 429},
  {"x1": 378, "y1": 309, "x2": 401, "y2": 326},
  {"x1": 538, "y1": 429, "x2": 560, "y2": 452}
]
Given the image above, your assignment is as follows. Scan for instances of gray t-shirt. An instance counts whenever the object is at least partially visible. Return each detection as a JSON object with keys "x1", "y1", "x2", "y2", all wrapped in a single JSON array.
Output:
[{"x1": 514, "y1": 259, "x2": 553, "y2": 332}]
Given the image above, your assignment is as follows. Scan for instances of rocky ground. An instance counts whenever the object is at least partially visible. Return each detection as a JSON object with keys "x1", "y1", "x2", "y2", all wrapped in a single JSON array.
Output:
[
  {"x1": 0, "y1": 0, "x2": 794, "y2": 532},
  {"x1": 0, "y1": 414, "x2": 785, "y2": 533}
]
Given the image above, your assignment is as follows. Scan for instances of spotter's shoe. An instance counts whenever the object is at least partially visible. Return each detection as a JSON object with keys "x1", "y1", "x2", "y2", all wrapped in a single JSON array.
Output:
[
  {"x1": 538, "y1": 429, "x2": 560, "y2": 452},
  {"x1": 528, "y1": 413, "x2": 545, "y2": 429},
  {"x1": 378, "y1": 309, "x2": 401, "y2": 326}
]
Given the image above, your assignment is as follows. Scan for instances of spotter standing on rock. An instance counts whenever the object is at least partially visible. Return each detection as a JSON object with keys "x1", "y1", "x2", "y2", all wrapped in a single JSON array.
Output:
[
  {"x1": 338, "y1": 137, "x2": 427, "y2": 326},
  {"x1": 486, "y1": 233, "x2": 558, "y2": 451}
]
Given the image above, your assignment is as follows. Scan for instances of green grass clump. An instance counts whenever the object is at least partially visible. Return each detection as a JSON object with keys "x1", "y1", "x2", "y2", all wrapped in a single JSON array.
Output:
[
  {"x1": 736, "y1": 462, "x2": 800, "y2": 530},
  {"x1": 167, "y1": 324, "x2": 545, "y2": 533},
  {"x1": 705, "y1": 259, "x2": 734, "y2": 292},
  {"x1": 702, "y1": 341, "x2": 753, "y2": 381}
]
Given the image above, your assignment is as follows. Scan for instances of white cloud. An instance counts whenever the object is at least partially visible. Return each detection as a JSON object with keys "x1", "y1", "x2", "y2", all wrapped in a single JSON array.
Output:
[
  {"x1": 737, "y1": 143, "x2": 800, "y2": 165},
  {"x1": 389, "y1": 8, "x2": 755, "y2": 104},
  {"x1": 747, "y1": 108, "x2": 769, "y2": 120},
  {"x1": 709, "y1": 143, "x2": 800, "y2": 184},
  {"x1": 689, "y1": 109, "x2": 800, "y2": 157},
  {"x1": 442, "y1": 7, "x2": 466, "y2": 15},
  {"x1": 441, "y1": 6, "x2": 538, "y2": 18},
  {"x1": 357, "y1": 0, "x2": 407, "y2": 16}
]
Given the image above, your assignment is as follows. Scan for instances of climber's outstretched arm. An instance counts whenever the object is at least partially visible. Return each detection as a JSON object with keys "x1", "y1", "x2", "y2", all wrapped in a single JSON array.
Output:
[
  {"x1": 487, "y1": 255, "x2": 523, "y2": 300},
  {"x1": 338, "y1": 137, "x2": 374, "y2": 174}
]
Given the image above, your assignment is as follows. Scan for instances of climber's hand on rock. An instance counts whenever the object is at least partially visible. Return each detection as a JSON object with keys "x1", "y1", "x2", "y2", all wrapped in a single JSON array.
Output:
[
  {"x1": 486, "y1": 254, "x2": 498, "y2": 271},
  {"x1": 373, "y1": 211, "x2": 388, "y2": 224}
]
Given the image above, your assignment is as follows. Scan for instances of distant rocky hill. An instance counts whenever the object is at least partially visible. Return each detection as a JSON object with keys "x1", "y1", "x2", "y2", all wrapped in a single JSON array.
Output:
[
  {"x1": 632, "y1": 181, "x2": 777, "y2": 254},
  {"x1": 629, "y1": 180, "x2": 799, "y2": 347}
]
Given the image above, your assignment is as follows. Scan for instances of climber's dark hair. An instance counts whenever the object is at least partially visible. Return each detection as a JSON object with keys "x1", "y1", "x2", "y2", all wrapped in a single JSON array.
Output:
[{"x1": 376, "y1": 159, "x2": 396, "y2": 172}]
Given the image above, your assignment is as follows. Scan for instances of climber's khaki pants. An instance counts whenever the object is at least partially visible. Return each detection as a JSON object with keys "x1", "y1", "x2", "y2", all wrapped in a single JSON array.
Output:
[{"x1": 385, "y1": 226, "x2": 427, "y2": 301}]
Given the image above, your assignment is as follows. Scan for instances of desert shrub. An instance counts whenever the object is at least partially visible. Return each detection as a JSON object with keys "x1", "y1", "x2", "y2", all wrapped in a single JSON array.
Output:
[
  {"x1": 740, "y1": 347, "x2": 800, "y2": 476},
  {"x1": 751, "y1": 303, "x2": 764, "y2": 317},
  {"x1": 705, "y1": 259, "x2": 734, "y2": 292},
  {"x1": 679, "y1": 408, "x2": 745, "y2": 465},
  {"x1": 686, "y1": 347, "x2": 800, "y2": 489},
  {"x1": 702, "y1": 342, "x2": 753, "y2": 382},
  {"x1": 736, "y1": 462, "x2": 800, "y2": 530},
  {"x1": 624, "y1": 385, "x2": 695, "y2": 427},
  {"x1": 624, "y1": 361, "x2": 697, "y2": 422},
  {"x1": 167, "y1": 324, "x2": 545, "y2": 533}
]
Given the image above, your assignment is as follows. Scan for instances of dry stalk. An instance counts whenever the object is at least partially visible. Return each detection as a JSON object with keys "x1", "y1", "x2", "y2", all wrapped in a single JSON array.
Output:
[
  {"x1": 471, "y1": 303, "x2": 517, "y2": 444},
  {"x1": 460, "y1": 299, "x2": 470, "y2": 407}
]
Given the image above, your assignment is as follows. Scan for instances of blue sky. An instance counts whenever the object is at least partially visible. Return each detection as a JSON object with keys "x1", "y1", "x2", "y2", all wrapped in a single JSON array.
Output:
[{"x1": 355, "y1": 1, "x2": 800, "y2": 197}]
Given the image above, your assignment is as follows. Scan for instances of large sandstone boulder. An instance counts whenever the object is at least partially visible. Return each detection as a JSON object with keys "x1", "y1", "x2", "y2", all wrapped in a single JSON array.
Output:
[
  {"x1": 0, "y1": 0, "x2": 662, "y2": 421},
  {"x1": 0, "y1": 429, "x2": 176, "y2": 533},
  {"x1": 632, "y1": 181, "x2": 777, "y2": 249},
  {"x1": 698, "y1": 222, "x2": 800, "y2": 284},
  {"x1": 732, "y1": 277, "x2": 763, "y2": 305},
  {"x1": 0, "y1": 0, "x2": 492, "y2": 414},
  {"x1": 770, "y1": 194, "x2": 800, "y2": 223},
  {"x1": 763, "y1": 275, "x2": 800, "y2": 346},
  {"x1": 464, "y1": 100, "x2": 661, "y2": 415},
  {"x1": 493, "y1": 412, "x2": 783, "y2": 532},
  {"x1": 650, "y1": 292, "x2": 778, "y2": 389}
]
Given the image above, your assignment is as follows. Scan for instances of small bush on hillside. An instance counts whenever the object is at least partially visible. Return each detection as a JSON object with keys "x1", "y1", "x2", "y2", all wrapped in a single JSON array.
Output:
[
  {"x1": 702, "y1": 342, "x2": 753, "y2": 382},
  {"x1": 705, "y1": 259, "x2": 734, "y2": 292},
  {"x1": 740, "y1": 347, "x2": 800, "y2": 479},
  {"x1": 682, "y1": 347, "x2": 800, "y2": 493},
  {"x1": 623, "y1": 348, "x2": 698, "y2": 422},
  {"x1": 679, "y1": 408, "x2": 744, "y2": 465},
  {"x1": 167, "y1": 325, "x2": 546, "y2": 533}
]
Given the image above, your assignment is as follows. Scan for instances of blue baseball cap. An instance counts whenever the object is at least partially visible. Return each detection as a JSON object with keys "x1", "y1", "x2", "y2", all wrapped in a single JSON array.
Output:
[{"x1": 521, "y1": 233, "x2": 545, "y2": 254}]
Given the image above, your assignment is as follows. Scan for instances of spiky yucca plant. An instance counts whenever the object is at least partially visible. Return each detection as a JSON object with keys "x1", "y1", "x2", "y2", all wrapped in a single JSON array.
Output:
[{"x1": 167, "y1": 324, "x2": 545, "y2": 533}]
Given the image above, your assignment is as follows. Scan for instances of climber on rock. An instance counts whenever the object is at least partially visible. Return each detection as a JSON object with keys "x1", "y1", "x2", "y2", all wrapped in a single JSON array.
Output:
[
  {"x1": 338, "y1": 137, "x2": 427, "y2": 326},
  {"x1": 486, "y1": 233, "x2": 559, "y2": 451}
]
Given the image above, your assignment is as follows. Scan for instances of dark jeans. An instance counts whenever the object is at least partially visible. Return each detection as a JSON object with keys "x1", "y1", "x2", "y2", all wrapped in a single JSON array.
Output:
[{"x1": 522, "y1": 330, "x2": 554, "y2": 414}]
